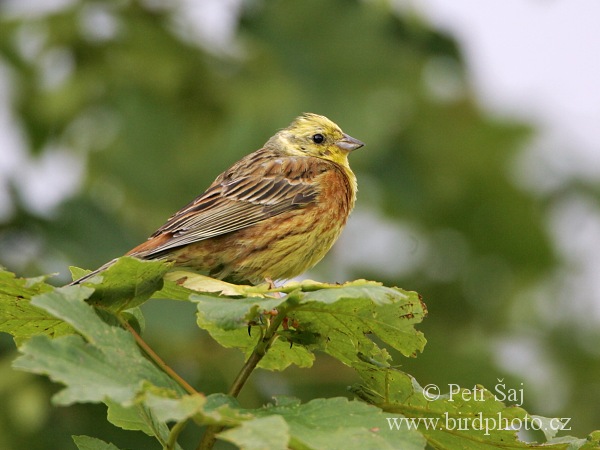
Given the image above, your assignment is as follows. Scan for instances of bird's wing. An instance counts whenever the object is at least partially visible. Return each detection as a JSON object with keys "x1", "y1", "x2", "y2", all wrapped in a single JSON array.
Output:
[{"x1": 129, "y1": 153, "x2": 328, "y2": 257}]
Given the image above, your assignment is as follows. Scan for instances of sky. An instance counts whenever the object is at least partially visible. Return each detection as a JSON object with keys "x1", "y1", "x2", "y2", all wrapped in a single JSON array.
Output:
[
  {"x1": 409, "y1": 0, "x2": 600, "y2": 309},
  {"x1": 409, "y1": 0, "x2": 600, "y2": 189}
]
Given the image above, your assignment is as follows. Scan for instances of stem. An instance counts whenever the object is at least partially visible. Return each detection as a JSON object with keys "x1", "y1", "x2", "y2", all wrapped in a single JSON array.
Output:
[
  {"x1": 227, "y1": 325, "x2": 267, "y2": 398},
  {"x1": 167, "y1": 418, "x2": 189, "y2": 450},
  {"x1": 120, "y1": 319, "x2": 199, "y2": 396},
  {"x1": 197, "y1": 310, "x2": 287, "y2": 450}
]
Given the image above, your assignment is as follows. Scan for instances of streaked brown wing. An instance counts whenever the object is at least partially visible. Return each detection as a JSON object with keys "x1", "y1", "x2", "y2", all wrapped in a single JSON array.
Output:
[{"x1": 129, "y1": 152, "x2": 327, "y2": 258}]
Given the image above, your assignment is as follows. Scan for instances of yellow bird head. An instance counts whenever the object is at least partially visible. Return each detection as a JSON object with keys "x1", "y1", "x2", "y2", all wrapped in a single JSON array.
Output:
[{"x1": 267, "y1": 113, "x2": 364, "y2": 168}]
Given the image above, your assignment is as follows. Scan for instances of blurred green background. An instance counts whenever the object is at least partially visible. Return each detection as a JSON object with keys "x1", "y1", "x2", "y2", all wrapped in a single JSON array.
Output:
[{"x1": 0, "y1": 0, "x2": 598, "y2": 448}]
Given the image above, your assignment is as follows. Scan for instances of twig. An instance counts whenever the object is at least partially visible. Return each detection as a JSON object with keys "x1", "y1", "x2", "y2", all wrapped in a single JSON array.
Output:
[
  {"x1": 167, "y1": 418, "x2": 189, "y2": 450},
  {"x1": 197, "y1": 309, "x2": 287, "y2": 450},
  {"x1": 120, "y1": 319, "x2": 199, "y2": 396}
]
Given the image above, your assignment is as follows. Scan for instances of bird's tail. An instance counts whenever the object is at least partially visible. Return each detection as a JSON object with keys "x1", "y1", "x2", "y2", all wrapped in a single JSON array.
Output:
[{"x1": 68, "y1": 258, "x2": 119, "y2": 286}]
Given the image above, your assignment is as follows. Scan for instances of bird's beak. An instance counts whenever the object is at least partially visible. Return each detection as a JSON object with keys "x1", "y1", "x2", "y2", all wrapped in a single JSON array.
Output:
[{"x1": 336, "y1": 133, "x2": 365, "y2": 152}]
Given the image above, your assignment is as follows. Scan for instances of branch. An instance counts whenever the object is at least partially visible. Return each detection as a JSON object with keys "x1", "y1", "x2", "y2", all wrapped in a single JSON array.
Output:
[
  {"x1": 197, "y1": 308, "x2": 287, "y2": 450},
  {"x1": 120, "y1": 319, "x2": 199, "y2": 396}
]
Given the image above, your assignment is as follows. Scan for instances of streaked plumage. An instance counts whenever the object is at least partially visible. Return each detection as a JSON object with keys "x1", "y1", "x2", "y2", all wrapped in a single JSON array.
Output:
[{"x1": 73, "y1": 113, "x2": 363, "y2": 285}]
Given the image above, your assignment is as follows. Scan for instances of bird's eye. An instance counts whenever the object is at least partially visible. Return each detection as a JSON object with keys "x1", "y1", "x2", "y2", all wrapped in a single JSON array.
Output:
[{"x1": 312, "y1": 133, "x2": 324, "y2": 144}]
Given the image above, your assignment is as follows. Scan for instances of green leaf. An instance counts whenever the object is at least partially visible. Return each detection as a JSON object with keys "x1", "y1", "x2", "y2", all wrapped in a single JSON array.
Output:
[
  {"x1": 218, "y1": 415, "x2": 290, "y2": 450},
  {"x1": 72, "y1": 435, "x2": 122, "y2": 450},
  {"x1": 0, "y1": 269, "x2": 74, "y2": 344},
  {"x1": 207, "y1": 394, "x2": 424, "y2": 450},
  {"x1": 151, "y1": 278, "x2": 198, "y2": 301},
  {"x1": 254, "y1": 337, "x2": 316, "y2": 370},
  {"x1": 164, "y1": 270, "x2": 268, "y2": 297},
  {"x1": 13, "y1": 285, "x2": 183, "y2": 405},
  {"x1": 289, "y1": 282, "x2": 427, "y2": 365},
  {"x1": 105, "y1": 400, "x2": 182, "y2": 449},
  {"x1": 202, "y1": 393, "x2": 256, "y2": 425},
  {"x1": 193, "y1": 294, "x2": 286, "y2": 330},
  {"x1": 574, "y1": 431, "x2": 600, "y2": 450},
  {"x1": 106, "y1": 400, "x2": 157, "y2": 435},
  {"x1": 70, "y1": 266, "x2": 92, "y2": 282},
  {"x1": 144, "y1": 392, "x2": 206, "y2": 423},
  {"x1": 193, "y1": 294, "x2": 315, "y2": 370},
  {"x1": 351, "y1": 362, "x2": 589, "y2": 449},
  {"x1": 153, "y1": 270, "x2": 276, "y2": 303},
  {"x1": 79, "y1": 256, "x2": 172, "y2": 312},
  {"x1": 192, "y1": 280, "x2": 426, "y2": 371},
  {"x1": 248, "y1": 396, "x2": 425, "y2": 450}
]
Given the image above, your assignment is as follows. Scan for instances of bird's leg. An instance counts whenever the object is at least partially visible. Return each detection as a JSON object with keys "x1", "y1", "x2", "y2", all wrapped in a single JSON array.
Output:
[
  {"x1": 247, "y1": 277, "x2": 296, "y2": 335},
  {"x1": 264, "y1": 277, "x2": 281, "y2": 313},
  {"x1": 249, "y1": 278, "x2": 279, "y2": 336},
  {"x1": 265, "y1": 277, "x2": 276, "y2": 290},
  {"x1": 261, "y1": 278, "x2": 301, "y2": 330}
]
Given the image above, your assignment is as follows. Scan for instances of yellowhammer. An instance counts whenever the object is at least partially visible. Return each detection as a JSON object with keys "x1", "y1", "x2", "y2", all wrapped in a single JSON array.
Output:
[{"x1": 73, "y1": 113, "x2": 363, "y2": 285}]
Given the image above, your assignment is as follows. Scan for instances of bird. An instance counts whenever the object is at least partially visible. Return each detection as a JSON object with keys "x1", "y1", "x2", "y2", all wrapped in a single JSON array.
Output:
[{"x1": 72, "y1": 113, "x2": 364, "y2": 286}]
